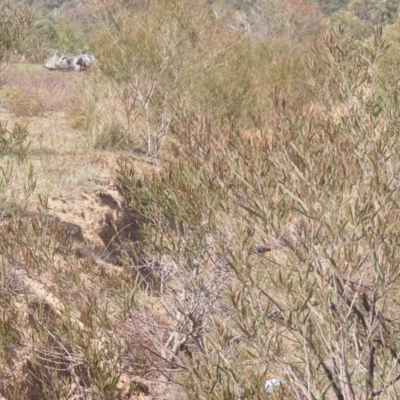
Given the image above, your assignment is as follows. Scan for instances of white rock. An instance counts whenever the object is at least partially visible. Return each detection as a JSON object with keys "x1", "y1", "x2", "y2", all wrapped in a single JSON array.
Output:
[
  {"x1": 265, "y1": 378, "x2": 281, "y2": 393},
  {"x1": 43, "y1": 51, "x2": 97, "y2": 72}
]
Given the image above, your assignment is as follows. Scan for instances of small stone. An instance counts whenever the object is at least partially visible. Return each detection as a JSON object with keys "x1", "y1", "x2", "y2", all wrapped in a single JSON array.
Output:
[{"x1": 265, "y1": 378, "x2": 281, "y2": 393}]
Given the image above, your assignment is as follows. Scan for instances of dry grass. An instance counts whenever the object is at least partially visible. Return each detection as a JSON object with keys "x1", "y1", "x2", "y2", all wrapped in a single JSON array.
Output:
[
  {"x1": 3, "y1": 64, "x2": 85, "y2": 115},
  {"x1": 0, "y1": 64, "x2": 115, "y2": 196}
]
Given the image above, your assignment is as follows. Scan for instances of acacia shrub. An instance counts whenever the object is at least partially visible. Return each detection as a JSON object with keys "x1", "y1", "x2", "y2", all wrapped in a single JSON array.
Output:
[
  {"x1": 85, "y1": 0, "x2": 313, "y2": 155},
  {"x1": 117, "y1": 27, "x2": 400, "y2": 399}
]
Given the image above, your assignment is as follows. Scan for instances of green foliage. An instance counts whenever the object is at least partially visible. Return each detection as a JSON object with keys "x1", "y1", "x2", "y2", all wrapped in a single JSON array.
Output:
[
  {"x1": 317, "y1": 0, "x2": 350, "y2": 14},
  {"x1": 0, "y1": 2, "x2": 33, "y2": 56},
  {"x1": 54, "y1": 20, "x2": 85, "y2": 53},
  {"x1": 0, "y1": 122, "x2": 29, "y2": 155},
  {"x1": 327, "y1": 0, "x2": 400, "y2": 39},
  {"x1": 24, "y1": 18, "x2": 57, "y2": 61},
  {"x1": 0, "y1": 1, "x2": 33, "y2": 87},
  {"x1": 23, "y1": 0, "x2": 73, "y2": 12},
  {"x1": 25, "y1": 16, "x2": 87, "y2": 61},
  {"x1": 19, "y1": 0, "x2": 90, "y2": 62},
  {"x1": 348, "y1": 0, "x2": 400, "y2": 23},
  {"x1": 329, "y1": 10, "x2": 371, "y2": 39}
]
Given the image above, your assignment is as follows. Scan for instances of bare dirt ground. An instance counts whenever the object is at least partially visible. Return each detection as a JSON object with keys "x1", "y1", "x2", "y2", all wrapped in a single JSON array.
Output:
[{"x1": 1, "y1": 64, "x2": 130, "y2": 262}]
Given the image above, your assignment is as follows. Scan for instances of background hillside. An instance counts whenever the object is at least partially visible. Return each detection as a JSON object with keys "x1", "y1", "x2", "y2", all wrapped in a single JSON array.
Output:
[{"x1": 21, "y1": 0, "x2": 400, "y2": 62}]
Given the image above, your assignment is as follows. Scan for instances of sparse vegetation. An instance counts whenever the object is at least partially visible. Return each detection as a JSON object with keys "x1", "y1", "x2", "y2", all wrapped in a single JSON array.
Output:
[{"x1": 2, "y1": 0, "x2": 400, "y2": 399}]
